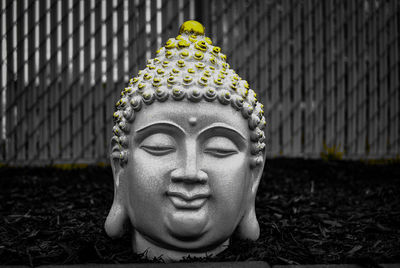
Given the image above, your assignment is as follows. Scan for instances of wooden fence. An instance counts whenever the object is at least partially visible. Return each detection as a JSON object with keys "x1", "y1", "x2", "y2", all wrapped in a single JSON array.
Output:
[{"x1": 0, "y1": 0, "x2": 399, "y2": 165}]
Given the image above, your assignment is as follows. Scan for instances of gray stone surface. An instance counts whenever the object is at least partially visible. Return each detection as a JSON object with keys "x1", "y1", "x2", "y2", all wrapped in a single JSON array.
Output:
[{"x1": 106, "y1": 19, "x2": 267, "y2": 261}]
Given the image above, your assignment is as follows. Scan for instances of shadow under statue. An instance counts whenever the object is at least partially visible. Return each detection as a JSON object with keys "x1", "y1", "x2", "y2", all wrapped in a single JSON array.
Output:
[{"x1": 105, "y1": 20, "x2": 267, "y2": 261}]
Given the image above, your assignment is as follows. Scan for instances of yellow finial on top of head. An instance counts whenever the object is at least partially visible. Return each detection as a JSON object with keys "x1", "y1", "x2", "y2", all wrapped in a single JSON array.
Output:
[{"x1": 179, "y1": 20, "x2": 205, "y2": 36}]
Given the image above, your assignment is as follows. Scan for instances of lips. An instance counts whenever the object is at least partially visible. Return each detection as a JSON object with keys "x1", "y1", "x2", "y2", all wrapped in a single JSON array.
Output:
[{"x1": 167, "y1": 191, "x2": 210, "y2": 209}]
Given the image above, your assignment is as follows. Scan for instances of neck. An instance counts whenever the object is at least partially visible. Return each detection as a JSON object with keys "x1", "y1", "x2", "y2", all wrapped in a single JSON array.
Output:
[{"x1": 132, "y1": 230, "x2": 229, "y2": 262}]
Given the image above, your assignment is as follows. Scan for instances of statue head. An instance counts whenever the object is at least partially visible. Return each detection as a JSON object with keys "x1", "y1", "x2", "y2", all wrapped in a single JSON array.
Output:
[{"x1": 105, "y1": 21, "x2": 266, "y2": 261}]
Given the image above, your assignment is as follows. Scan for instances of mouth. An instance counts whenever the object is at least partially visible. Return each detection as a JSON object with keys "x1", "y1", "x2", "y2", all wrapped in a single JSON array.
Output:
[{"x1": 167, "y1": 191, "x2": 210, "y2": 210}]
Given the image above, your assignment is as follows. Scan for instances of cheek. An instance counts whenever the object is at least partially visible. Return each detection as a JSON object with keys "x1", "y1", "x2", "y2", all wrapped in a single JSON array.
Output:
[
  {"x1": 126, "y1": 149, "x2": 176, "y2": 208},
  {"x1": 202, "y1": 153, "x2": 250, "y2": 205}
]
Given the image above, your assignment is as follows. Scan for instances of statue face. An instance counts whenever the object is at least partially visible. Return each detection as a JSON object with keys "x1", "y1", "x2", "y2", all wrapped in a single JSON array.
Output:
[{"x1": 118, "y1": 100, "x2": 259, "y2": 253}]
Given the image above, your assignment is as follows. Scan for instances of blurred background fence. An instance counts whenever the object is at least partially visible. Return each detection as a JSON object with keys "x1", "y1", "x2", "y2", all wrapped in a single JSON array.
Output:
[{"x1": 0, "y1": 0, "x2": 399, "y2": 165}]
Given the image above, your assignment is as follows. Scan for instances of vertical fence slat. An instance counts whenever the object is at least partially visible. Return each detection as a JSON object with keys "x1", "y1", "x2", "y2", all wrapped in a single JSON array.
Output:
[
  {"x1": 221, "y1": 0, "x2": 228, "y2": 51},
  {"x1": 60, "y1": 0, "x2": 71, "y2": 160},
  {"x1": 105, "y1": 0, "x2": 115, "y2": 161},
  {"x1": 177, "y1": 0, "x2": 183, "y2": 26},
  {"x1": 226, "y1": 0, "x2": 236, "y2": 70},
  {"x1": 356, "y1": 0, "x2": 367, "y2": 156},
  {"x1": 137, "y1": 0, "x2": 146, "y2": 67},
  {"x1": 71, "y1": 0, "x2": 81, "y2": 161},
  {"x1": 224, "y1": 0, "x2": 232, "y2": 66},
  {"x1": 215, "y1": 0, "x2": 223, "y2": 47},
  {"x1": 170, "y1": 0, "x2": 180, "y2": 36},
  {"x1": 292, "y1": 1, "x2": 302, "y2": 156},
  {"x1": 205, "y1": 0, "x2": 214, "y2": 43},
  {"x1": 378, "y1": 3, "x2": 388, "y2": 155},
  {"x1": 314, "y1": 0, "x2": 324, "y2": 154},
  {"x1": 389, "y1": 0, "x2": 399, "y2": 155},
  {"x1": 234, "y1": 1, "x2": 246, "y2": 72},
  {"x1": 150, "y1": 0, "x2": 157, "y2": 54},
  {"x1": 117, "y1": 0, "x2": 124, "y2": 80},
  {"x1": 183, "y1": 0, "x2": 191, "y2": 21},
  {"x1": 336, "y1": 1, "x2": 346, "y2": 153},
  {"x1": 270, "y1": 3, "x2": 281, "y2": 155},
  {"x1": 82, "y1": 0, "x2": 93, "y2": 160},
  {"x1": 249, "y1": 1, "x2": 259, "y2": 91},
  {"x1": 281, "y1": 0, "x2": 292, "y2": 154},
  {"x1": 15, "y1": 0, "x2": 25, "y2": 160},
  {"x1": 161, "y1": 0, "x2": 171, "y2": 42},
  {"x1": 325, "y1": 0, "x2": 335, "y2": 149},
  {"x1": 5, "y1": 0, "x2": 16, "y2": 162},
  {"x1": 49, "y1": 0, "x2": 60, "y2": 160},
  {"x1": 168, "y1": 0, "x2": 176, "y2": 39},
  {"x1": 123, "y1": 0, "x2": 129, "y2": 78},
  {"x1": 128, "y1": 0, "x2": 137, "y2": 75},
  {"x1": 259, "y1": 0, "x2": 270, "y2": 87},
  {"x1": 26, "y1": 0, "x2": 35, "y2": 160},
  {"x1": 114, "y1": 0, "x2": 125, "y2": 157},
  {"x1": 201, "y1": 0, "x2": 211, "y2": 36},
  {"x1": 346, "y1": 0, "x2": 357, "y2": 155},
  {"x1": 226, "y1": 1, "x2": 234, "y2": 67},
  {"x1": 93, "y1": 0, "x2": 104, "y2": 161},
  {"x1": 38, "y1": 0, "x2": 48, "y2": 161},
  {"x1": 116, "y1": 0, "x2": 124, "y2": 96},
  {"x1": 304, "y1": 0, "x2": 314, "y2": 155},
  {"x1": 259, "y1": 0, "x2": 271, "y2": 155},
  {"x1": 368, "y1": 1, "x2": 379, "y2": 156}
]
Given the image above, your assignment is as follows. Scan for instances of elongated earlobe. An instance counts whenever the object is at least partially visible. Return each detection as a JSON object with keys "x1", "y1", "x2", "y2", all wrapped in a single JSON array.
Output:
[
  {"x1": 236, "y1": 205, "x2": 260, "y2": 240},
  {"x1": 105, "y1": 200, "x2": 128, "y2": 238},
  {"x1": 237, "y1": 153, "x2": 265, "y2": 240},
  {"x1": 105, "y1": 154, "x2": 128, "y2": 238}
]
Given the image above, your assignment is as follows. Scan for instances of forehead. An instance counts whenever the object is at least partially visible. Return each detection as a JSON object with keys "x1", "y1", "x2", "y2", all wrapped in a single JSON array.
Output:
[{"x1": 132, "y1": 100, "x2": 249, "y2": 137}]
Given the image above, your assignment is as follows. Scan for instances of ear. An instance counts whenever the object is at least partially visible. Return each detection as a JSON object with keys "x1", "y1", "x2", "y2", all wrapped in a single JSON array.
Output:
[
  {"x1": 250, "y1": 154, "x2": 265, "y2": 195},
  {"x1": 104, "y1": 145, "x2": 129, "y2": 238},
  {"x1": 236, "y1": 153, "x2": 265, "y2": 240}
]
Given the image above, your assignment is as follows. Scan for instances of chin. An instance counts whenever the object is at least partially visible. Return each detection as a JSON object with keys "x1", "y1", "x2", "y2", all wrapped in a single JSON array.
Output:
[
  {"x1": 164, "y1": 220, "x2": 232, "y2": 252},
  {"x1": 167, "y1": 232, "x2": 229, "y2": 253},
  {"x1": 165, "y1": 209, "x2": 209, "y2": 241}
]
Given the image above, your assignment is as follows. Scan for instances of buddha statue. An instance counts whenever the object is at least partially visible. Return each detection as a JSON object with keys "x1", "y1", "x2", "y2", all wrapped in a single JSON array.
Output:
[{"x1": 105, "y1": 20, "x2": 266, "y2": 261}]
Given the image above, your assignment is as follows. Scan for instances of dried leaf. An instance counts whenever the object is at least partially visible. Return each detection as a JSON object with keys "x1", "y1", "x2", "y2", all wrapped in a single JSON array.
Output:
[
  {"x1": 347, "y1": 245, "x2": 363, "y2": 255},
  {"x1": 322, "y1": 220, "x2": 343, "y2": 227}
]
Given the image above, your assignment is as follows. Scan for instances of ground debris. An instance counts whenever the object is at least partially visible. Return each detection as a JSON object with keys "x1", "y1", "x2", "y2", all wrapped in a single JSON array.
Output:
[{"x1": 0, "y1": 159, "x2": 399, "y2": 265}]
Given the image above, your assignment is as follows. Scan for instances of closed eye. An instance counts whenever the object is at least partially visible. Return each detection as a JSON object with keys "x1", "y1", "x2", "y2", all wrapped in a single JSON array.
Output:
[
  {"x1": 204, "y1": 148, "x2": 238, "y2": 158},
  {"x1": 141, "y1": 145, "x2": 176, "y2": 156}
]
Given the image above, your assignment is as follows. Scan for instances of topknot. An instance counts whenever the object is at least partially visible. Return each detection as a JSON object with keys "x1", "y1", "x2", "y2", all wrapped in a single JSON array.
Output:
[{"x1": 112, "y1": 21, "x2": 266, "y2": 166}]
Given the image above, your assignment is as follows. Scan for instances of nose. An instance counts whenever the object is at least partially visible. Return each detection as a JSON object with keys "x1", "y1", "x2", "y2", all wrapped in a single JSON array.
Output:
[{"x1": 170, "y1": 141, "x2": 208, "y2": 184}]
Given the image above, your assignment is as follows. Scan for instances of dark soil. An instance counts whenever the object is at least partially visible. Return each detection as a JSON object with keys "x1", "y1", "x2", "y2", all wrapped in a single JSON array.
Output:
[{"x1": 0, "y1": 159, "x2": 399, "y2": 266}]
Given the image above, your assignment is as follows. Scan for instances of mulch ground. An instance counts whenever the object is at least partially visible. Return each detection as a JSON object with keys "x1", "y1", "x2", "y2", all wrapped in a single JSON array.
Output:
[{"x1": 0, "y1": 159, "x2": 399, "y2": 267}]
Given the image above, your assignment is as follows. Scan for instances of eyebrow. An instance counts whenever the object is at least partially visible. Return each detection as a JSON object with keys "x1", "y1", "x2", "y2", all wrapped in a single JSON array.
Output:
[
  {"x1": 135, "y1": 121, "x2": 186, "y2": 135},
  {"x1": 198, "y1": 123, "x2": 246, "y2": 140}
]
